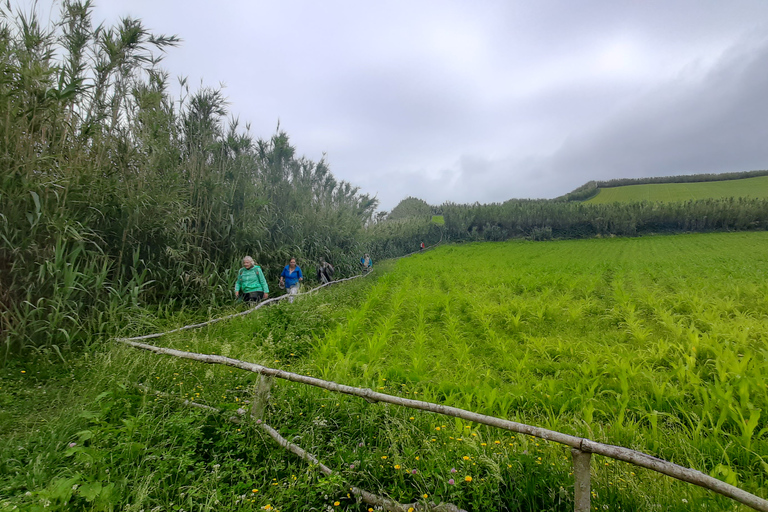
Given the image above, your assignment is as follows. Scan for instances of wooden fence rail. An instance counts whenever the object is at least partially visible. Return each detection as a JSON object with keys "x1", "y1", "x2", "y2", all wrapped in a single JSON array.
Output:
[
  {"x1": 135, "y1": 383, "x2": 465, "y2": 512},
  {"x1": 116, "y1": 234, "x2": 441, "y2": 343},
  {"x1": 120, "y1": 339, "x2": 768, "y2": 512}
]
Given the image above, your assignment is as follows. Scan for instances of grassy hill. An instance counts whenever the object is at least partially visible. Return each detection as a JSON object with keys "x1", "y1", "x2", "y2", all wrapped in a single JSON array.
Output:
[{"x1": 586, "y1": 175, "x2": 768, "y2": 204}]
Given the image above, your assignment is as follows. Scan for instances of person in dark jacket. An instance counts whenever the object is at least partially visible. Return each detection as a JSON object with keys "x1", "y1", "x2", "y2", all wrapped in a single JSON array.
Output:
[
  {"x1": 234, "y1": 256, "x2": 269, "y2": 302},
  {"x1": 317, "y1": 259, "x2": 335, "y2": 284},
  {"x1": 279, "y1": 257, "x2": 303, "y2": 303}
]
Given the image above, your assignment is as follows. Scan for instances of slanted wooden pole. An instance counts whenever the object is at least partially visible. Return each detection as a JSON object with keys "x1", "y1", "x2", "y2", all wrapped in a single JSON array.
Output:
[
  {"x1": 572, "y1": 448, "x2": 591, "y2": 512},
  {"x1": 251, "y1": 374, "x2": 274, "y2": 421}
]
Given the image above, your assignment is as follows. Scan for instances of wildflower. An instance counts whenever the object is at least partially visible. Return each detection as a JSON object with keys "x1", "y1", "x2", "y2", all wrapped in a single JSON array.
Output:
[
  {"x1": 262, "y1": 505, "x2": 272, "y2": 511},
  {"x1": 412, "y1": 469, "x2": 418, "y2": 474},
  {"x1": 462, "y1": 456, "x2": 470, "y2": 460},
  {"x1": 409, "y1": 416, "x2": 415, "y2": 420},
  {"x1": 381, "y1": 456, "x2": 387, "y2": 460},
  {"x1": 394, "y1": 465, "x2": 401, "y2": 470},
  {"x1": 68, "y1": 442, "x2": 76, "y2": 448},
  {"x1": 20, "y1": 370, "x2": 25, "y2": 374},
  {"x1": 435, "y1": 427, "x2": 441, "y2": 431},
  {"x1": 494, "y1": 440, "x2": 501, "y2": 444},
  {"x1": 334, "y1": 502, "x2": 340, "y2": 506},
  {"x1": 349, "y1": 464, "x2": 355, "y2": 469},
  {"x1": 423, "y1": 494, "x2": 428, "y2": 499},
  {"x1": 450, "y1": 468, "x2": 457, "y2": 473},
  {"x1": 448, "y1": 478, "x2": 455, "y2": 485},
  {"x1": 465, "y1": 476, "x2": 472, "y2": 482},
  {"x1": 252, "y1": 489, "x2": 259, "y2": 493},
  {"x1": 408, "y1": 508, "x2": 414, "y2": 512},
  {"x1": 480, "y1": 443, "x2": 486, "y2": 446}
]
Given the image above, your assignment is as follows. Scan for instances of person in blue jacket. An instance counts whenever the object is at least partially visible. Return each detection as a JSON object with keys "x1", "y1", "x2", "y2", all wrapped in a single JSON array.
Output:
[
  {"x1": 360, "y1": 253, "x2": 372, "y2": 272},
  {"x1": 279, "y1": 257, "x2": 303, "y2": 303}
]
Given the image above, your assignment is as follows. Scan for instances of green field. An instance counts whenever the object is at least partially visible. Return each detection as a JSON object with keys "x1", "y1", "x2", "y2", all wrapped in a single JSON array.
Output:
[
  {"x1": 587, "y1": 175, "x2": 768, "y2": 203},
  {"x1": 2, "y1": 233, "x2": 768, "y2": 511}
]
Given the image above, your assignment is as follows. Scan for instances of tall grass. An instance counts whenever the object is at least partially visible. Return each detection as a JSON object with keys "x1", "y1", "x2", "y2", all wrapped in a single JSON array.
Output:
[{"x1": 0, "y1": 2, "x2": 380, "y2": 358}]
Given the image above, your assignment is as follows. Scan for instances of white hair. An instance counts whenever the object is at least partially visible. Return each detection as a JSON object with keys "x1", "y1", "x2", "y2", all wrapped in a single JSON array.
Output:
[{"x1": 243, "y1": 256, "x2": 254, "y2": 265}]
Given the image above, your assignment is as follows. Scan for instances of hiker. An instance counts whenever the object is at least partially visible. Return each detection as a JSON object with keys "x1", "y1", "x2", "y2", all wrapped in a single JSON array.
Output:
[
  {"x1": 279, "y1": 257, "x2": 303, "y2": 303},
  {"x1": 360, "y1": 253, "x2": 373, "y2": 272},
  {"x1": 234, "y1": 256, "x2": 269, "y2": 303},
  {"x1": 317, "y1": 259, "x2": 335, "y2": 284},
  {"x1": 420, "y1": 241, "x2": 425, "y2": 251}
]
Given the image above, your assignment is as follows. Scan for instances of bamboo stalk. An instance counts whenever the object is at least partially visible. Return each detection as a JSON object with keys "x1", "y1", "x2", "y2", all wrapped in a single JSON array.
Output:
[{"x1": 120, "y1": 341, "x2": 768, "y2": 512}]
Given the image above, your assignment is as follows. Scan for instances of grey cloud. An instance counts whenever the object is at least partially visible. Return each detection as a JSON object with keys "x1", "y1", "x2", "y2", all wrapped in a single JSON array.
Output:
[
  {"x1": 76, "y1": 0, "x2": 768, "y2": 210},
  {"x1": 543, "y1": 34, "x2": 768, "y2": 193}
]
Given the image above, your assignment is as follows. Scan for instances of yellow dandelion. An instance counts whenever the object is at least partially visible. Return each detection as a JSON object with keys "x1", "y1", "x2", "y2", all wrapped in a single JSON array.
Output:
[
  {"x1": 423, "y1": 494, "x2": 428, "y2": 499},
  {"x1": 465, "y1": 476, "x2": 472, "y2": 482},
  {"x1": 381, "y1": 456, "x2": 388, "y2": 460},
  {"x1": 463, "y1": 456, "x2": 470, "y2": 460},
  {"x1": 334, "y1": 501, "x2": 340, "y2": 506},
  {"x1": 394, "y1": 465, "x2": 401, "y2": 469}
]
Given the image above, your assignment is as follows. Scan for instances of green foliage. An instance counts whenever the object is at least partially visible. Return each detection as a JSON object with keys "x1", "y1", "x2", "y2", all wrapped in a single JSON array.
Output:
[
  {"x1": 431, "y1": 215, "x2": 445, "y2": 225},
  {"x1": 438, "y1": 197, "x2": 768, "y2": 242},
  {"x1": 364, "y1": 217, "x2": 444, "y2": 260},
  {"x1": 0, "y1": 2, "x2": 377, "y2": 357},
  {"x1": 587, "y1": 175, "x2": 768, "y2": 204},
  {"x1": 3, "y1": 234, "x2": 768, "y2": 510},
  {"x1": 387, "y1": 197, "x2": 434, "y2": 221},
  {"x1": 558, "y1": 169, "x2": 768, "y2": 201}
]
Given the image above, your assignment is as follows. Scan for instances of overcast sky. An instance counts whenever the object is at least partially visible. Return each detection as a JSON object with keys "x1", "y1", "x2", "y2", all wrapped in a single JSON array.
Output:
[{"x1": 29, "y1": 1, "x2": 768, "y2": 210}]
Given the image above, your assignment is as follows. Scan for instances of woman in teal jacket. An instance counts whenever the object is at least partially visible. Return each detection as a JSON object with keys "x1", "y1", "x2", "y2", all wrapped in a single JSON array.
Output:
[{"x1": 234, "y1": 256, "x2": 269, "y2": 302}]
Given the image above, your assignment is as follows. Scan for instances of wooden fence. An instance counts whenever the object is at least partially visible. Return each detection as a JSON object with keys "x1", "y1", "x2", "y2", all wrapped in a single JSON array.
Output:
[{"x1": 120, "y1": 339, "x2": 768, "y2": 512}]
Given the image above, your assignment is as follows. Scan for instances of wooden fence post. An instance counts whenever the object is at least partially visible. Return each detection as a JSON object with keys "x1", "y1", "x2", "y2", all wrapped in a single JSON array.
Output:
[
  {"x1": 572, "y1": 448, "x2": 591, "y2": 512},
  {"x1": 251, "y1": 374, "x2": 274, "y2": 422}
]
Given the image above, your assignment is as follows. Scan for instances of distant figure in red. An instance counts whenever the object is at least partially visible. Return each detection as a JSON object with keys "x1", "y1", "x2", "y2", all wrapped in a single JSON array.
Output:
[{"x1": 420, "y1": 242, "x2": 425, "y2": 251}]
